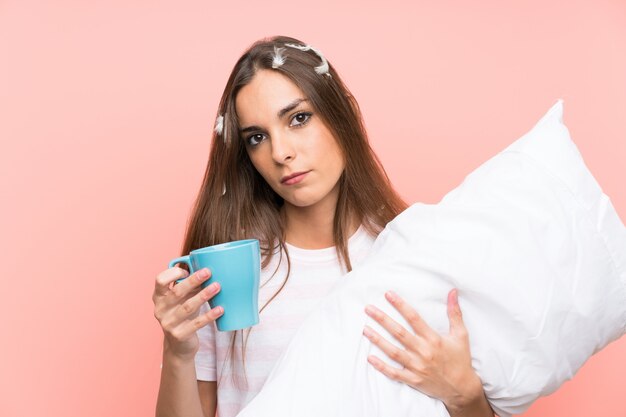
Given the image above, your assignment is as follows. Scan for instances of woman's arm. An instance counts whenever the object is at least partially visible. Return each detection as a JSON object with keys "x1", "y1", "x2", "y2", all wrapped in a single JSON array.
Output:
[
  {"x1": 363, "y1": 289, "x2": 495, "y2": 417},
  {"x1": 444, "y1": 383, "x2": 493, "y2": 417},
  {"x1": 153, "y1": 267, "x2": 223, "y2": 417},
  {"x1": 156, "y1": 345, "x2": 209, "y2": 417},
  {"x1": 198, "y1": 381, "x2": 218, "y2": 417}
]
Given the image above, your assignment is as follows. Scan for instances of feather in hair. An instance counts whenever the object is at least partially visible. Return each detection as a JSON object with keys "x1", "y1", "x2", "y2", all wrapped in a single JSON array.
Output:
[
  {"x1": 284, "y1": 43, "x2": 331, "y2": 78},
  {"x1": 271, "y1": 46, "x2": 287, "y2": 68},
  {"x1": 214, "y1": 112, "x2": 229, "y2": 144},
  {"x1": 214, "y1": 113, "x2": 224, "y2": 135}
]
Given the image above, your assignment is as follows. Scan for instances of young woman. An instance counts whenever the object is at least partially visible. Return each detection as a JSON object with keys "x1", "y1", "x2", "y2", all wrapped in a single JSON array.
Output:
[{"x1": 153, "y1": 35, "x2": 494, "y2": 417}]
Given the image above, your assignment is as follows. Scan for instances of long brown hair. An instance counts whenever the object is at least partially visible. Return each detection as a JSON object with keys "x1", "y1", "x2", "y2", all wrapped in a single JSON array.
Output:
[{"x1": 178, "y1": 35, "x2": 408, "y2": 386}]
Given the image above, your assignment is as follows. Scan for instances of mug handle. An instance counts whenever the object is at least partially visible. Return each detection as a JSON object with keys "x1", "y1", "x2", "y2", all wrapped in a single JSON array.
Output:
[{"x1": 169, "y1": 255, "x2": 192, "y2": 284}]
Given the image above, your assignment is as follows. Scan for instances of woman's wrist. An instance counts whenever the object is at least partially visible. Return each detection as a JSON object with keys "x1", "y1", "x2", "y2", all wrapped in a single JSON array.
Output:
[
  {"x1": 162, "y1": 338, "x2": 198, "y2": 364},
  {"x1": 444, "y1": 374, "x2": 492, "y2": 417}
]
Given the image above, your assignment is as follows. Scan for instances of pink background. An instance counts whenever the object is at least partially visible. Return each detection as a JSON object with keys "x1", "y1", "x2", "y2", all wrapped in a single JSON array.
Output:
[{"x1": 1, "y1": 1, "x2": 624, "y2": 416}]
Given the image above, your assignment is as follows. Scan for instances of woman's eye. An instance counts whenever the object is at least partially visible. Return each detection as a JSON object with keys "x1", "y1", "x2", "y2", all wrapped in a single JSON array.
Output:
[
  {"x1": 246, "y1": 133, "x2": 265, "y2": 146},
  {"x1": 245, "y1": 112, "x2": 312, "y2": 147},
  {"x1": 290, "y1": 112, "x2": 312, "y2": 127}
]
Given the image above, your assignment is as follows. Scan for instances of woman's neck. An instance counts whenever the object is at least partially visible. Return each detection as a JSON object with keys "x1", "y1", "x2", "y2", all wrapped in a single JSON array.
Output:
[{"x1": 281, "y1": 200, "x2": 360, "y2": 250}]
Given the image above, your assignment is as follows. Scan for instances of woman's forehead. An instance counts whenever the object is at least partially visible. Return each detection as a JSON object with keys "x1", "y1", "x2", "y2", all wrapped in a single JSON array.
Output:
[{"x1": 236, "y1": 71, "x2": 308, "y2": 124}]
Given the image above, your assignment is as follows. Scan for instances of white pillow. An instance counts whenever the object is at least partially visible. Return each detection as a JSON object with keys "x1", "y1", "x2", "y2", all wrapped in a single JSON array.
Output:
[{"x1": 236, "y1": 100, "x2": 626, "y2": 417}]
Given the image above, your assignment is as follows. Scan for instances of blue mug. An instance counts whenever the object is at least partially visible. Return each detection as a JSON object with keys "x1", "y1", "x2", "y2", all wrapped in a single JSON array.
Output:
[{"x1": 168, "y1": 239, "x2": 261, "y2": 332}]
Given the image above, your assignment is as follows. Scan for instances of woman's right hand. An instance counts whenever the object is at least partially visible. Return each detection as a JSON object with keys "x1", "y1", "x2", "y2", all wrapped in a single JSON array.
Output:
[{"x1": 153, "y1": 266, "x2": 224, "y2": 360}]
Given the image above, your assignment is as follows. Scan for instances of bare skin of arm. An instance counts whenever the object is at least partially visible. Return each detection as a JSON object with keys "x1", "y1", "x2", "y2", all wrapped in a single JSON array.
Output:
[
  {"x1": 156, "y1": 348, "x2": 209, "y2": 417},
  {"x1": 153, "y1": 266, "x2": 223, "y2": 417},
  {"x1": 444, "y1": 379, "x2": 494, "y2": 417},
  {"x1": 198, "y1": 381, "x2": 218, "y2": 417}
]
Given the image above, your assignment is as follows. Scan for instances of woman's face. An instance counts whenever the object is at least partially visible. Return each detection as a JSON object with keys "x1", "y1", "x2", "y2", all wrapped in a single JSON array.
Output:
[{"x1": 235, "y1": 69, "x2": 345, "y2": 211}]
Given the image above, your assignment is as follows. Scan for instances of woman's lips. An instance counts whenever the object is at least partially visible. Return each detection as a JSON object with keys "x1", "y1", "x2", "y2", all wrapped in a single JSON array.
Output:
[{"x1": 282, "y1": 171, "x2": 309, "y2": 185}]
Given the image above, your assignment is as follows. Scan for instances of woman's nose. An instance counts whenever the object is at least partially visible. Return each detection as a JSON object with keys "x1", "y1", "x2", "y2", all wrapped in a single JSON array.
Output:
[{"x1": 271, "y1": 132, "x2": 296, "y2": 163}]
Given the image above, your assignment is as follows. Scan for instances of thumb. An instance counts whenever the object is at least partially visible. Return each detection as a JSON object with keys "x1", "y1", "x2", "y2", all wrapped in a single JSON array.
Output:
[{"x1": 447, "y1": 288, "x2": 466, "y2": 338}]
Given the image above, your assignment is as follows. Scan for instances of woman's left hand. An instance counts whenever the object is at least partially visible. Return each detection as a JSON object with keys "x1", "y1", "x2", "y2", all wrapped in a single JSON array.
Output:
[{"x1": 363, "y1": 288, "x2": 490, "y2": 415}]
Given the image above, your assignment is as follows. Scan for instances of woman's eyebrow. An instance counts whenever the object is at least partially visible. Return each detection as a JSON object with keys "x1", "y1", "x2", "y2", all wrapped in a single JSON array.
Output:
[
  {"x1": 239, "y1": 98, "x2": 309, "y2": 134},
  {"x1": 277, "y1": 98, "x2": 309, "y2": 118}
]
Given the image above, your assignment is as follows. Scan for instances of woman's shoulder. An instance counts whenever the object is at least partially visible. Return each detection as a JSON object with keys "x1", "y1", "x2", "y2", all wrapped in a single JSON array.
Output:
[
  {"x1": 349, "y1": 223, "x2": 377, "y2": 251},
  {"x1": 346, "y1": 224, "x2": 377, "y2": 266}
]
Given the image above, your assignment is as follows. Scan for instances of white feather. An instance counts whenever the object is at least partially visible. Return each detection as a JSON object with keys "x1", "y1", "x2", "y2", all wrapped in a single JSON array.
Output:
[
  {"x1": 310, "y1": 45, "x2": 330, "y2": 76},
  {"x1": 284, "y1": 43, "x2": 309, "y2": 52},
  {"x1": 271, "y1": 46, "x2": 287, "y2": 68},
  {"x1": 284, "y1": 43, "x2": 331, "y2": 77},
  {"x1": 214, "y1": 114, "x2": 224, "y2": 135}
]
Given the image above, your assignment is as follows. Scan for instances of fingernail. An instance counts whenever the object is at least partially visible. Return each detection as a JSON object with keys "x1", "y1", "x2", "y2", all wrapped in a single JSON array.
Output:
[
  {"x1": 386, "y1": 291, "x2": 397, "y2": 302},
  {"x1": 363, "y1": 326, "x2": 373, "y2": 338},
  {"x1": 365, "y1": 305, "x2": 377, "y2": 316}
]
